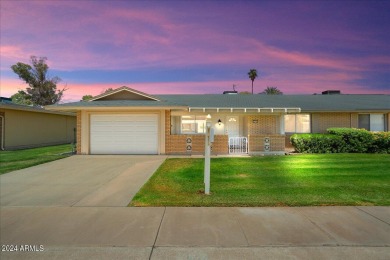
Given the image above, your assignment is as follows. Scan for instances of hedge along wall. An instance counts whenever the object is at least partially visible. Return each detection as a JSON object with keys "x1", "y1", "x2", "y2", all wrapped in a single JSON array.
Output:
[{"x1": 290, "y1": 128, "x2": 390, "y2": 154}]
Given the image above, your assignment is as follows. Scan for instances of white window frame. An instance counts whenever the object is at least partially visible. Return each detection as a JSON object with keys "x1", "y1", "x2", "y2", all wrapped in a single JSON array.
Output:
[
  {"x1": 180, "y1": 115, "x2": 207, "y2": 134},
  {"x1": 358, "y1": 113, "x2": 386, "y2": 132},
  {"x1": 284, "y1": 114, "x2": 311, "y2": 133}
]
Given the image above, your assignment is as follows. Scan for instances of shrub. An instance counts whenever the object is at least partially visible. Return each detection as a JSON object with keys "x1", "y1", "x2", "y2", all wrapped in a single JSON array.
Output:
[
  {"x1": 291, "y1": 128, "x2": 389, "y2": 154},
  {"x1": 290, "y1": 134, "x2": 345, "y2": 153},
  {"x1": 369, "y1": 132, "x2": 390, "y2": 153},
  {"x1": 327, "y1": 128, "x2": 373, "y2": 153}
]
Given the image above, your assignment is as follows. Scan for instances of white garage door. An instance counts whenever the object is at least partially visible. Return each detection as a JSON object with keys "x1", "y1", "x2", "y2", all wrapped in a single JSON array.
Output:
[{"x1": 90, "y1": 114, "x2": 158, "y2": 154}]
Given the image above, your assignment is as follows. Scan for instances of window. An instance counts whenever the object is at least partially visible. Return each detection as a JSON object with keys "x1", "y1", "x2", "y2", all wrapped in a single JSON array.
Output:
[
  {"x1": 181, "y1": 115, "x2": 206, "y2": 134},
  {"x1": 358, "y1": 114, "x2": 385, "y2": 131},
  {"x1": 285, "y1": 114, "x2": 310, "y2": 133}
]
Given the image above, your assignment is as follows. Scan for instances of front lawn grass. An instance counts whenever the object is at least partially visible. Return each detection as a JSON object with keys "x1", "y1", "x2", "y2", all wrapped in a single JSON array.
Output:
[
  {"x1": 0, "y1": 144, "x2": 74, "y2": 175},
  {"x1": 130, "y1": 154, "x2": 390, "y2": 207}
]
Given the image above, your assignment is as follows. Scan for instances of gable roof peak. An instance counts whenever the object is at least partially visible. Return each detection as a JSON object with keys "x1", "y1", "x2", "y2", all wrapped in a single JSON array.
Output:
[{"x1": 90, "y1": 86, "x2": 160, "y2": 101}]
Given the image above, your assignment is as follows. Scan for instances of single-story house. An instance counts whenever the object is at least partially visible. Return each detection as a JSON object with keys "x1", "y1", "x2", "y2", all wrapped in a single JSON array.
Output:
[
  {"x1": 0, "y1": 98, "x2": 76, "y2": 150},
  {"x1": 46, "y1": 86, "x2": 390, "y2": 155}
]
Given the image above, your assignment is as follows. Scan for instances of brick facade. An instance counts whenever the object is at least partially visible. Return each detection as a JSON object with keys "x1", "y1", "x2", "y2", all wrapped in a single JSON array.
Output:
[
  {"x1": 165, "y1": 111, "x2": 285, "y2": 154},
  {"x1": 165, "y1": 110, "x2": 228, "y2": 154},
  {"x1": 249, "y1": 134, "x2": 285, "y2": 152},
  {"x1": 311, "y1": 113, "x2": 358, "y2": 133},
  {"x1": 77, "y1": 111, "x2": 389, "y2": 155},
  {"x1": 247, "y1": 115, "x2": 280, "y2": 134},
  {"x1": 247, "y1": 115, "x2": 285, "y2": 152}
]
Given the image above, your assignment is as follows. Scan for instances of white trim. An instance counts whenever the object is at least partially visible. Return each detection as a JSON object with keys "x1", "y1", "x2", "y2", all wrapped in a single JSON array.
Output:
[
  {"x1": 0, "y1": 115, "x2": 4, "y2": 150},
  {"x1": 90, "y1": 87, "x2": 161, "y2": 101},
  {"x1": 188, "y1": 107, "x2": 301, "y2": 113}
]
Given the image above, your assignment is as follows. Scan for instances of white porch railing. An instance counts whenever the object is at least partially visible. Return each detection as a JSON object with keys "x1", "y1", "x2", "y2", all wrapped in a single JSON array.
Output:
[{"x1": 229, "y1": 137, "x2": 248, "y2": 154}]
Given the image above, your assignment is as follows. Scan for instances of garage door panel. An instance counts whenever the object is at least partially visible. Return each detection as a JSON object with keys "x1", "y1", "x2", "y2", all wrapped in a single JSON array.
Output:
[{"x1": 90, "y1": 114, "x2": 158, "y2": 154}]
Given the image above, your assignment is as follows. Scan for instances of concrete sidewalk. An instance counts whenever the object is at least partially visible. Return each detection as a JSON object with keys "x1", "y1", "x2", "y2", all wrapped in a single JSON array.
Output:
[{"x1": 1, "y1": 206, "x2": 389, "y2": 259}]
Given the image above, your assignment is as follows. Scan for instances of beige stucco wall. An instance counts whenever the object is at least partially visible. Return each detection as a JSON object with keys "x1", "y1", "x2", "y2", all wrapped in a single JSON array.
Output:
[{"x1": 1, "y1": 108, "x2": 76, "y2": 150}]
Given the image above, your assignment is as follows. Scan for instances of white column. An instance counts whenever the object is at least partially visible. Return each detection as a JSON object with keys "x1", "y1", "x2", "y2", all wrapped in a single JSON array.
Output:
[{"x1": 280, "y1": 115, "x2": 285, "y2": 135}]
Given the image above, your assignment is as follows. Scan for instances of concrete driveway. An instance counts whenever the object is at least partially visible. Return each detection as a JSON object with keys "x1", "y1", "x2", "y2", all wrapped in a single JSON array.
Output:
[{"x1": 0, "y1": 155, "x2": 167, "y2": 207}]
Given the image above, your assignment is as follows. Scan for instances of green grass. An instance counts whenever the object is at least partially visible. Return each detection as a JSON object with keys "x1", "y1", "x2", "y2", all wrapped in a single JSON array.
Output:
[
  {"x1": 0, "y1": 144, "x2": 74, "y2": 175},
  {"x1": 130, "y1": 154, "x2": 390, "y2": 207}
]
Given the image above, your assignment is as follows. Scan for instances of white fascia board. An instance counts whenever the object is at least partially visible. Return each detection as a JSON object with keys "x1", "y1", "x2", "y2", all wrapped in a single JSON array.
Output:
[{"x1": 187, "y1": 107, "x2": 301, "y2": 113}]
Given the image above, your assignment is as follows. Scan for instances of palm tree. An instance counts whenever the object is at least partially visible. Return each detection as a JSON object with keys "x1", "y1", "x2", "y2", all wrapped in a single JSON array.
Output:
[
  {"x1": 262, "y1": 86, "x2": 283, "y2": 95},
  {"x1": 247, "y1": 69, "x2": 258, "y2": 94}
]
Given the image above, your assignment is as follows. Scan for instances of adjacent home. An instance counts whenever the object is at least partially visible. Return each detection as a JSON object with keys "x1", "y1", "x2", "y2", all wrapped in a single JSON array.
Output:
[
  {"x1": 46, "y1": 87, "x2": 390, "y2": 155},
  {"x1": 0, "y1": 98, "x2": 76, "y2": 150}
]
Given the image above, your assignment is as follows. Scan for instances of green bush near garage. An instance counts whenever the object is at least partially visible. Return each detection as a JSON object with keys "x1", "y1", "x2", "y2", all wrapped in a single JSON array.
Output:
[{"x1": 291, "y1": 128, "x2": 390, "y2": 153}]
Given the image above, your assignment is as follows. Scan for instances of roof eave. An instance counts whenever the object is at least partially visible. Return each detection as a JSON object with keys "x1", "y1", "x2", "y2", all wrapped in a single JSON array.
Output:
[
  {"x1": 187, "y1": 107, "x2": 301, "y2": 113},
  {"x1": 1, "y1": 104, "x2": 76, "y2": 116},
  {"x1": 45, "y1": 105, "x2": 188, "y2": 112}
]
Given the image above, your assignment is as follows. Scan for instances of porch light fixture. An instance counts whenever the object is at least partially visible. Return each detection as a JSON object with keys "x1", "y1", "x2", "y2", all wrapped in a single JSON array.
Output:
[
  {"x1": 218, "y1": 119, "x2": 222, "y2": 125},
  {"x1": 206, "y1": 114, "x2": 212, "y2": 119}
]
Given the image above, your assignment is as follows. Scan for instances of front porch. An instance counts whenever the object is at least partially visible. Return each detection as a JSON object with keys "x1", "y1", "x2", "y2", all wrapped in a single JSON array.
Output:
[{"x1": 165, "y1": 110, "x2": 292, "y2": 155}]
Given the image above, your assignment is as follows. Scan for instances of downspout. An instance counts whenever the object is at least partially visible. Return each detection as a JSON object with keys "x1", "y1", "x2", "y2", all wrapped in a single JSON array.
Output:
[{"x1": 0, "y1": 115, "x2": 4, "y2": 150}]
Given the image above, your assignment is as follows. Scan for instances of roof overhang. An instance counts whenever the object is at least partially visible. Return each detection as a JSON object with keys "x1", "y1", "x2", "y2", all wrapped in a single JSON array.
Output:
[
  {"x1": 1, "y1": 104, "x2": 76, "y2": 116},
  {"x1": 45, "y1": 105, "x2": 187, "y2": 112},
  {"x1": 187, "y1": 107, "x2": 301, "y2": 113}
]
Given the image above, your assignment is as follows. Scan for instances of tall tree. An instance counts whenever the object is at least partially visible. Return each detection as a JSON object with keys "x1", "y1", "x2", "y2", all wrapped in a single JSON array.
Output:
[
  {"x1": 81, "y1": 88, "x2": 115, "y2": 101},
  {"x1": 11, "y1": 56, "x2": 66, "y2": 106},
  {"x1": 262, "y1": 86, "x2": 283, "y2": 95},
  {"x1": 81, "y1": 95, "x2": 93, "y2": 101},
  {"x1": 101, "y1": 88, "x2": 114, "y2": 94},
  {"x1": 11, "y1": 90, "x2": 33, "y2": 105},
  {"x1": 247, "y1": 69, "x2": 258, "y2": 94}
]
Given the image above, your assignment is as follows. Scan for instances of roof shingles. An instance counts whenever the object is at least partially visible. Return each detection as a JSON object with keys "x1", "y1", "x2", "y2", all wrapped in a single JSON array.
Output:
[{"x1": 48, "y1": 94, "x2": 390, "y2": 112}]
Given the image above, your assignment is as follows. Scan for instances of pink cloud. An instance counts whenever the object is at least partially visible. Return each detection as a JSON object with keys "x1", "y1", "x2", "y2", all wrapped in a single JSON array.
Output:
[
  {"x1": 1, "y1": 1, "x2": 388, "y2": 99},
  {"x1": 1, "y1": 0, "x2": 374, "y2": 73},
  {"x1": 2, "y1": 75, "x2": 388, "y2": 104}
]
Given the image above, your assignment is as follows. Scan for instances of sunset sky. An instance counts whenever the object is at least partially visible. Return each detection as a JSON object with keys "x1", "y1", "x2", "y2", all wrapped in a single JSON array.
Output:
[{"x1": 1, "y1": 0, "x2": 389, "y2": 102}]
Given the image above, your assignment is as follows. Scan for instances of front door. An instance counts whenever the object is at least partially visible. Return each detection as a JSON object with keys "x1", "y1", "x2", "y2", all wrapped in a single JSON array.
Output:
[{"x1": 225, "y1": 116, "x2": 239, "y2": 137}]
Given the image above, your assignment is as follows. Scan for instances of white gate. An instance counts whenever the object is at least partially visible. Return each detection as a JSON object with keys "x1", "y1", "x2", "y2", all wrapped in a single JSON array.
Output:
[{"x1": 229, "y1": 137, "x2": 248, "y2": 154}]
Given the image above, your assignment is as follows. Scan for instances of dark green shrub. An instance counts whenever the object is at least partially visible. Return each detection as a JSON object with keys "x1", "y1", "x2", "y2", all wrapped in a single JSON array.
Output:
[
  {"x1": 369, "y1": 132, "x2": 390, "y2": 153},
  {"x1": 327, "y1": 128, "x2": 373, "y2": 153},
  {"x1": 290, "y1": 134, "x2": 345, "y2": 153},
  {"x1": 291, "y1": 128, "x2": 389, "y2": 154}
]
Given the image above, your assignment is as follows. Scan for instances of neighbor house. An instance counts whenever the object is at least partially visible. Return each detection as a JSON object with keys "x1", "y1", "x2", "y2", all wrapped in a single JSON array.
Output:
[
  {"x1": 0, "y1": 98, "x2": 76, "y2": 150},
  {"x1": 46, "y1": 87, "x2": 390, "y2": 155}
]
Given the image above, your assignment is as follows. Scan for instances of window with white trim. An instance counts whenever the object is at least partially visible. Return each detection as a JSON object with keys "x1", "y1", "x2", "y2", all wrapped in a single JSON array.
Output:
[
  {"x1": 358, "y1": 114, "x2": 386, "y2": 131},
  {"x1": 181, "y1": 115, "x2": 206, "y2": 134},
  {"x1": 284, "y1": 114, "x2": 311, "y2": 133}
]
